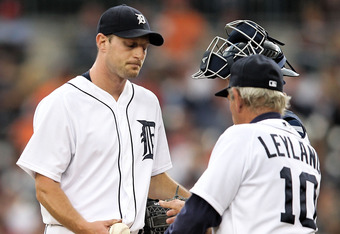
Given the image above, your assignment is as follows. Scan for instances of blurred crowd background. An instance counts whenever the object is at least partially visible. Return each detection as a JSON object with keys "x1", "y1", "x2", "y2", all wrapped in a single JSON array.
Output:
[{"x1": 0, "y1": 0, "x2": 339, "y2": 233}]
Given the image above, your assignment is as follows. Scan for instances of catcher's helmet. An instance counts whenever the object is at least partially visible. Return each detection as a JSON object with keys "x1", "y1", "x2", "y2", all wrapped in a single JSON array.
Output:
[{"x1": 192, "y1": 20, "x2": 299, "y2": 79}]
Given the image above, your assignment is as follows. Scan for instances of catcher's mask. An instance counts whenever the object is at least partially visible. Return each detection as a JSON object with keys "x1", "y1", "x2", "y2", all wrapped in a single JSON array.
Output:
[{"x1": 192, "y1": 20, "x2": 299, "y2": 80}]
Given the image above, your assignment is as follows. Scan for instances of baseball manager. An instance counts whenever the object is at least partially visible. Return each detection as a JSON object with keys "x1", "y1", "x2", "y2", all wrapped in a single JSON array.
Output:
[{"x1": 165, "y1": 54, "x2": 321, "y2": 234}]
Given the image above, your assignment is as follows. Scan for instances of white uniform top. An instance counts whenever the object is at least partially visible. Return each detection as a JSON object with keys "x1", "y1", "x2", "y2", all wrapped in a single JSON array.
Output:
[
  {"x1": 16, "y1": 76, "x2": 172, "y2": 233},
  {"x1": 190, "y1": 118, "x2": 321, "y2": 234}
]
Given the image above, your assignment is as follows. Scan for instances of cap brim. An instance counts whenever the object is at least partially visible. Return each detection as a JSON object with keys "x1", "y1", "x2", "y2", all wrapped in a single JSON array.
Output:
[
  {"x1": 113, "y1": 29, "x2": 164, "y2": 46},
  {"x1": 215, "y1": 87, "x2": 230, "y2": 98}
]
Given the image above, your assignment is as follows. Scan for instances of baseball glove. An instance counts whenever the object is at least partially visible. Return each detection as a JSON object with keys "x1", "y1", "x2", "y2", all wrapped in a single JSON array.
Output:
[
  {"x1": 143, "y1": 186, "x2": 187, "y2": 234},
  {"x1": 143, "y1": 198, "x2": 170, "y2": 234}
]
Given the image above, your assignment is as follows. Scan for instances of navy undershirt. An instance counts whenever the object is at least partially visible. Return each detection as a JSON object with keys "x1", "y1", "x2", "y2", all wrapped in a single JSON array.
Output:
[
  {"x1": 82, "y1": 71, "x2": 91, "y2": 82},
  {"x1": 165, "y1": 194, "x2": 222, "y2": 234}
]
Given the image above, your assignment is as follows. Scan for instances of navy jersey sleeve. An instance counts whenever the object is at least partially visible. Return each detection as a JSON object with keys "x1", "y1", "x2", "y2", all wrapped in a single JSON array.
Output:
[{"x1": 165, "y1": 194, "x2": 222, "y2": 234}]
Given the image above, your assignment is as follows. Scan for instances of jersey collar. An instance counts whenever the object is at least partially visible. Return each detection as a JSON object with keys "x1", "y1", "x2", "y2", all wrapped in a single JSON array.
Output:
[{"x1": 250, "y1": 112, "x2": 282, "y2": 124}]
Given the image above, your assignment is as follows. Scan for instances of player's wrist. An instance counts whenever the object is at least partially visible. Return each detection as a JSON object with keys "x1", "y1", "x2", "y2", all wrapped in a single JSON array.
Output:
[{"x1": 69, "y1": 217, "x2": 90, "y2": 233}]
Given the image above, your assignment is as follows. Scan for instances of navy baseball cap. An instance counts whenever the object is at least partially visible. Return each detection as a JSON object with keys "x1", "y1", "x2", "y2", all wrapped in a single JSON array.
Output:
[
  {"x1": 97, "y1": 4, "x2": 164, "y2": 46},
  {"x1": 215, "y1": 54, "x2": 284, "y2": 97}
]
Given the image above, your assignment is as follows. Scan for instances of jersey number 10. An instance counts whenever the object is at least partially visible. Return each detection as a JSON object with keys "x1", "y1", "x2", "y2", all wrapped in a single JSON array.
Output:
[{"x1": 280, "y1": 167, "x2": 318, "y2": 230}]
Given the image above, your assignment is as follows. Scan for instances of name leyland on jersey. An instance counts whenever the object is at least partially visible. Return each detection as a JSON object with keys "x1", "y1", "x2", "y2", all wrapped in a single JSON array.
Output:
[{"x1": 258, "y1": 131, "x2": 320, "y2": 173}]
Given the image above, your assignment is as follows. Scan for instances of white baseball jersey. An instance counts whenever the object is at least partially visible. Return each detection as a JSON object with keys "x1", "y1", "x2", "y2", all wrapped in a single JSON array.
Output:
[
  {"x1": 16, "y1": 76, "x2": 172, "y2": 233},
  {"x1": 190, "y1": 118, "x2": 321, "y2": 234}
]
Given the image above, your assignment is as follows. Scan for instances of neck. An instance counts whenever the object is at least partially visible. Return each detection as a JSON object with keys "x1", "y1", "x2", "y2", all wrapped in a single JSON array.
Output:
[
  {"x1": 234, "y1": 107, "x2": 275, "y2": 124},
  {"x1": 89, "y1": 65, "x2": 127, "y2": 101}
]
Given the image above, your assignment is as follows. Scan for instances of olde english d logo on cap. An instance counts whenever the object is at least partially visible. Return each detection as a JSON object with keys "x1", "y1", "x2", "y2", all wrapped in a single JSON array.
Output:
[{"x1": 135, "y1": 14, "x2": 146, "y2": 24}]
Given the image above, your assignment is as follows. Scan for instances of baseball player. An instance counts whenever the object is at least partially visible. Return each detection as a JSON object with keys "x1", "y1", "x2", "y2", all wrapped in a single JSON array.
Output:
[
  {"x1": 164, "y1": 54, "x2": 321, "y2": 234},
  {"x1": 16, "y1": 4, "x2": 189, "y2": 234}
]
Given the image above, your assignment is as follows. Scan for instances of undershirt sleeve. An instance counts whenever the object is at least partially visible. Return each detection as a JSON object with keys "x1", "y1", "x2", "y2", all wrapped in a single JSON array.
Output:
[{"x1": 165, "y1": 193, "x2": 222, "y2": 234}]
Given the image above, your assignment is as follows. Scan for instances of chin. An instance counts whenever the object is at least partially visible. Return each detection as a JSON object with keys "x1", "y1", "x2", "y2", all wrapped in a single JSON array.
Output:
[{"x1": 127, "y1": 73, "x2": 139, "y2": 79}]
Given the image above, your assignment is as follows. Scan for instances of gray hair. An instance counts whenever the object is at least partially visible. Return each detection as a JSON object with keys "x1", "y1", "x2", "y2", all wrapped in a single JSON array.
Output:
[{"x1": 228, "y1": 87, "x2": 291, "y2": 115}]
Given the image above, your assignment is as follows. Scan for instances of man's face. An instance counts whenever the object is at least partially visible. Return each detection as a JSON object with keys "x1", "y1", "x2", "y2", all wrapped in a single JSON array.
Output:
[{"x1": 105, "y1": 35, "x2": 149, "y2": 79}]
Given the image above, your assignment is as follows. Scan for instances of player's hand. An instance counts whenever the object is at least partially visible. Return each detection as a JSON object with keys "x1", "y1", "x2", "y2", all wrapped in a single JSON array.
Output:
[
  {"x1": 82, "y1": 219, "x2": 122, "y2": 234},
  {"x1": 159, "y1": 199, "x2": 185, "y2": 224}
]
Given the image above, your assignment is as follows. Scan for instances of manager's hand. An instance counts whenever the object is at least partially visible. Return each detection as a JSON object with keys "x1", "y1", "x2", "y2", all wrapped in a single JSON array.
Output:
[{"x1": 159, "y1": 199, "x2": 185, "y2": 224}]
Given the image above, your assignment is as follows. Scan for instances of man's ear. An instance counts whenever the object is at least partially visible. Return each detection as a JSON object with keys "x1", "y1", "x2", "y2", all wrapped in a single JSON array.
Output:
[
  {"x1": 96, "y1": 33, "x2": 108, "y2": 50},
  {"x1": 232, "y1": 88, "x2": 243, "y2": 112}
]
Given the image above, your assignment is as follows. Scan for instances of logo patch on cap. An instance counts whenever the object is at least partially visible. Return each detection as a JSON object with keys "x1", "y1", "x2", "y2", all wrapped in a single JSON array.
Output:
[
  {"x1": 269, "y1": 80, "x2": 277, "y2": 87},
  {"x1": 135, "y1": 14, "x2": 146, "y2": 24}
]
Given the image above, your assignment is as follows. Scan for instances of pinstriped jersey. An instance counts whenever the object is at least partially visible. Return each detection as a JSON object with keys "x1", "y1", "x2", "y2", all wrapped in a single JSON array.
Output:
[
  {"x1": 17, "y1": 76, "x2": 172, "y2": 233},
  {"x1": 190, "y1": 118, "x2": 321, "y2": 234}
]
